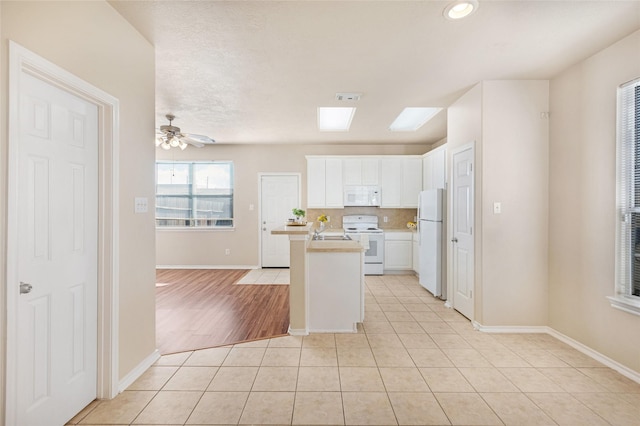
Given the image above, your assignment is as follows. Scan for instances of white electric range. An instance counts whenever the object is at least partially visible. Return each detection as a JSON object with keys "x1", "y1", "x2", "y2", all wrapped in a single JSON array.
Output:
[{"x1": 342, "y1": 215, "x2": 384, "y2": 275}]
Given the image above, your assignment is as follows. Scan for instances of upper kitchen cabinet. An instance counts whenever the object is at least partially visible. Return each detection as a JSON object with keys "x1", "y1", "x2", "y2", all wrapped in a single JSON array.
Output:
[
  {"x1": 423, "y1": 144, "x2": 447, "y2": 190},
  {"x1": 307, "y1": 157, "x2": 344, "y2": 208},
  {"x1": 343, "y1": 158, "x2": 380, "y2": 186},
  {"x1": 380, "y1": 156, "x2": 422, "y2": 208}
]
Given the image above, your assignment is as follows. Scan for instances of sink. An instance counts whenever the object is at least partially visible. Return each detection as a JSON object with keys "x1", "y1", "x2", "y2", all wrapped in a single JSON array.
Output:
[{"x1": 312, "y1": 234, "x2": 352, "y2": 241}]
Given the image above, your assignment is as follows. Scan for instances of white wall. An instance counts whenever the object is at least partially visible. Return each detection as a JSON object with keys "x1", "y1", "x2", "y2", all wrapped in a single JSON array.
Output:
[
  {"x1": 446, "y1": 81, "x2": 550, "y2": 326},
  {"x1": 156, "y1": 143, "x2": 430, "y2": 267},
  {"x1": 549, "y1": 29, "x2": 640, "y2": 372},
  {"x1": 0, "y1": 2, "x2": 157, "y2": 413},
  {"x1": 446, "y1": 84, "x2": 484, "y2": 319},
  {"x1": 482, "y1": 81, "x2": 549, "y2": 326}
]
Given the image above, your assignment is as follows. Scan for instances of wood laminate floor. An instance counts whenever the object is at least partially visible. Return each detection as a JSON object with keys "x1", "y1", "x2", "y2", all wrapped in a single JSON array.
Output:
[{"x1": 156, "y1": 269, "x2": 289, "y2": 355}]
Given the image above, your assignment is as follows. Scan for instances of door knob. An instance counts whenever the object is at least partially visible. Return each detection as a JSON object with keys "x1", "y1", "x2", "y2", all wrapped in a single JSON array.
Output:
[
  {"x1": 263, "y1": 227, "x2": 267, "y2": 231},
  {"x1": 451, "y1": 237, "x2": 458, "y2": 243},
  {"x1": 20, "y1": 282, "x2": 33, "y2": 294}
]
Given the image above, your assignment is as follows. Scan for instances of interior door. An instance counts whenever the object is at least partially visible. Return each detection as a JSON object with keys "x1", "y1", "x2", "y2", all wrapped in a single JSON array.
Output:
[
  {"x1": 11, "y1": 70, "x2": 98, "y2": 425},
  {"x1": 451, "y1": 144, "x2": 474, "y2": 320},
  {"x1": 261, "y1": 175, "x2": 300, "y2": 267}
]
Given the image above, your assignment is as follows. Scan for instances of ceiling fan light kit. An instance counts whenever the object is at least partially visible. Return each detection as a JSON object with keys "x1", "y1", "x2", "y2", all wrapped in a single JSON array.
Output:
[{"x1": 155, "y1": 113, "x2": 215, "y2": 150}]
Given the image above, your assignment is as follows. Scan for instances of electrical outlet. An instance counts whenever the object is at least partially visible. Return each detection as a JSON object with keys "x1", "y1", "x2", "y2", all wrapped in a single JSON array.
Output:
[
  {"x1": 249, "y1": 204, "x2": 254, "y2": 211},
  {"x1": 225, "y1": 249, "x2": 231, "y2": 255},
  {"x1": 383, "y1": 216, "x2": 388, "y2": 223},
  {"x1": 327, "y1": 216, "x2": 330, "y2": 222}
]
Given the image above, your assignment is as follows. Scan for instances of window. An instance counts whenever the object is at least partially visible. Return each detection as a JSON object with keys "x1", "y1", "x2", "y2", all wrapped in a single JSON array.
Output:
[
  {"x1": 613, "y1": 77, "x2": 640, "y2": 315},
  {"x1": 156, "y1": 161, "x2": 234, "y2": 228}
]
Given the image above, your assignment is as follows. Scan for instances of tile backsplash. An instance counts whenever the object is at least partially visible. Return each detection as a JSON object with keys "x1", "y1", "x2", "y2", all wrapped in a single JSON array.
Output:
[{"x1": 306, "y1": 207, "x2": 417, "y2": 230}]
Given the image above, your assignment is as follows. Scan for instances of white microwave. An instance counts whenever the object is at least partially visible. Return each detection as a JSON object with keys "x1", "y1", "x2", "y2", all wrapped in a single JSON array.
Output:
[{"x1": 344, "y1": 185, "x2": 381, "y2": 207}]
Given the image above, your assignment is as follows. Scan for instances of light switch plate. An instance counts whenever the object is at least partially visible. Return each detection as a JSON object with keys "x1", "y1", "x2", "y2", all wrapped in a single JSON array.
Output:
[
  {"x1": 493, "y1": 202, "x2": 501, "y2": 214},
  {"x1": 135, "y1": 197, "x2": 148, "y2": 213}
]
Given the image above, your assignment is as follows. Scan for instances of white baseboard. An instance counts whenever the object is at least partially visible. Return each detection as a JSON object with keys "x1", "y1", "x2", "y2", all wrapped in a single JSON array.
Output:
[
  {"x1": 547, "y1": 328, "x2": 640, "y2": 385},
  {"x1": 472, "y1": 322, "x2": 549, "y2": 334},
  {"x1": 118, "y1": 349, "x2": 161, "y2": 393},
  {"x1": 308, "y1": 327, "x2": 358, "y2": 333},
  {"x1": 288, "y1": 326, "x2": 309, "y2": 336},
  {"x1": 156, "y1": 265, "x2": 259, "y2": 270},
  {"x1": 474, "y1": 322, "x2": 640, "y2": 385}
]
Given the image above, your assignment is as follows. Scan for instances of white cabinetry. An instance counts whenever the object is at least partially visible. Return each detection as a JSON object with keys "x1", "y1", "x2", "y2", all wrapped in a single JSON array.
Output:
[
  {"x1": 306, "y1": 157, "x2": 343, "y2": 208},
  {"x1": 384, "y1": 231, "x2": 413, "y2": 271},
  {"x1": 380, "y1": 158, "x2": 402, "y2": 207},
  {"x1": 343, "y1": 158, "x2": 380, "y2": 185},
  {"x1": 402, "y1": 158, "x2": 422, "y2": 208},
  {"x1": 307, "y1": 158, "x2": 326, "y2": 208},
  {"x1": 422, "y1": 144, "x2": 447, "y2": 190},
  {"x1": 308, "y1": 250, "x2": 364, "y2": 332},
  {"x1": 325, "y1": 159, "x2": 343, "y2": 207},
  {"x1": 380, "y1": 157, "x2": 422, "y2": 208}
]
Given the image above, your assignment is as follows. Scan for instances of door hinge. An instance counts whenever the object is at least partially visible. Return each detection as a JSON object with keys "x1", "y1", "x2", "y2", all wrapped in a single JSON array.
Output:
[{"x1": 470, "y1": 289, "x2": 473, "y2": 298}]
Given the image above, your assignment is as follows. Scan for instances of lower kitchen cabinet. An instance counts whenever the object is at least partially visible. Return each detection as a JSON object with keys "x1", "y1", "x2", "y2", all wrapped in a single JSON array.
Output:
[
  {"x1": 384, "y1": 232, "x2": 413, "y2": 271},
  {"x1": 308, "y1": 250, "x2": 364, "y2": 332}
]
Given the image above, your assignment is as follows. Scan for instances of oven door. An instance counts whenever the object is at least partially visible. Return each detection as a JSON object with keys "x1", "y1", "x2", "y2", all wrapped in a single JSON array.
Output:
[{"x1": 347, "y1": 233, "x2": 384, "y2": 264}]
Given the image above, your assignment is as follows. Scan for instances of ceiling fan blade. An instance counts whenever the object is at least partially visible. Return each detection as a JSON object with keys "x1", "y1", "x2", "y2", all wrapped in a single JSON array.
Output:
[
  {"x1": 181, "y1": 138, "x2": 205, "y2": 148},
  {"x1": 182, "y1": 133, "x2": 215, "y2": 144}
]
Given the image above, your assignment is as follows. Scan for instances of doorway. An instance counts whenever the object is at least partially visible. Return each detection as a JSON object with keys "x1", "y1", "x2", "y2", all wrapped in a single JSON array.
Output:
[
  {"x1": 6, "y1": 42, "x2": 119, "y2": 425},
  {"x1": 450, "y1": 143, "x2": 475, "y2": 320},
  {"x1": 260, "y1": 174, "x2": 301, "y2": 267}
]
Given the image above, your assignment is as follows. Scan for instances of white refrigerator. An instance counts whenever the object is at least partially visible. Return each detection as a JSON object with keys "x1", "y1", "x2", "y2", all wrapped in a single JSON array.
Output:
[{"x1": 418, "y1": 189, "x2": 445, "y2": 298}]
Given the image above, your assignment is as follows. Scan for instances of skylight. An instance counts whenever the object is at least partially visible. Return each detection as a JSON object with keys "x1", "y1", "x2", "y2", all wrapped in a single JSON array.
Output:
[
  {"x1": 389, "y1": 107, "x2": 442, "y2": 132},
  {"x1": 317, "y1": 107, "x2": 356, "y2": 132}
]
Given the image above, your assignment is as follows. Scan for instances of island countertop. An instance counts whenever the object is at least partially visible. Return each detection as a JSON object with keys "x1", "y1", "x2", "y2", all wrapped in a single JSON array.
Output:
[
  {"x1": 271, "y1": 224, "x2": 313, "y2": 235},
  {"x1": 306, "y1": 239, "x2": 365, "y2": 253}
]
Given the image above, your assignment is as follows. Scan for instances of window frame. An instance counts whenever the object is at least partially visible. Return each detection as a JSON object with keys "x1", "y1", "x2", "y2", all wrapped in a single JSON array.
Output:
[
  {"x1": 155, "y1": 160, "x2": 235, "y2": 230},
  {"x1": 611, "y1": 76, "x2": 640, "y2": 315}
]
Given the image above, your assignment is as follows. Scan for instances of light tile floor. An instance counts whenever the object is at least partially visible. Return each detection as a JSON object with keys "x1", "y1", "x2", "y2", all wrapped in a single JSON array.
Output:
[
  {"x1": 236, "y1": 268, "x2": 290, "y2": 285},
  {"x1": 69, "y1": 274, "x2": 640, "y2": 425}
]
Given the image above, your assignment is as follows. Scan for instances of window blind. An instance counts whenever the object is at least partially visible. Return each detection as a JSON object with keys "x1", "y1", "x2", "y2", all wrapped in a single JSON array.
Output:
[{"x1": 617, "y1": 77, "x2": 640, "y2": 297}]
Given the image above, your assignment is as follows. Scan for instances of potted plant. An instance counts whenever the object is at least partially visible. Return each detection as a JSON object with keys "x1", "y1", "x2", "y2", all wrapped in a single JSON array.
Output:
[{"x1": 292, "y1": 208, "x2": 306, "y2": 224}]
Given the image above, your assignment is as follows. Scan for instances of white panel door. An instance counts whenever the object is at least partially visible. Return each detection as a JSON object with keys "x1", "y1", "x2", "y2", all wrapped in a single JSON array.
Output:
[
  {"x1": 451, "y1": 145, "x2": 474, "y2": 320},
  {"x1": 14, "y1": 71, "x2": 98, "y2": 425},
  {"x1": 261, "y1": 175, "x2": 299, "y2": 267}
]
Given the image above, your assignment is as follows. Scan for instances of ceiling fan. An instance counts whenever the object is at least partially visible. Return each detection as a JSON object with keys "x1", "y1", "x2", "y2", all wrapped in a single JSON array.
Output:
[{"x1": 155, "y1": 114, "x2": 215, "y2": 150}]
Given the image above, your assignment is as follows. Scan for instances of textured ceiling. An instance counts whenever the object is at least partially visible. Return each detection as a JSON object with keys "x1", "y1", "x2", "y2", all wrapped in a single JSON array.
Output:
[{"x1": 110, "y1": 0, "x2": 640, "y2": 145}]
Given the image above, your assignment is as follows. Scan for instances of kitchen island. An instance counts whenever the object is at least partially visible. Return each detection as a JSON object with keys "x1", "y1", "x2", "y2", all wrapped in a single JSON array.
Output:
[{"x1": 271, "y1": 225, "x2": 365, "y2": 334}]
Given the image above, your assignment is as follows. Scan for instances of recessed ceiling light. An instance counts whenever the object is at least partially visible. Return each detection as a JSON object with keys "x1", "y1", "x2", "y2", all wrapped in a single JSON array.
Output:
[
  {"x1": 317, "y1": 107, "x2": 356, "y2": 131},
  {"x1": 389, "y1": 107, "x2": 442, "y2": 132},
  {"x1": 443, "y1": 0, "x2": 479, "y2": 20}
]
